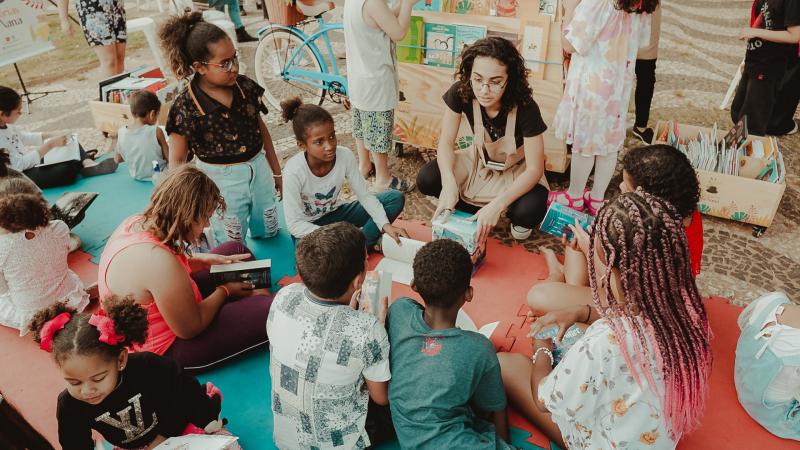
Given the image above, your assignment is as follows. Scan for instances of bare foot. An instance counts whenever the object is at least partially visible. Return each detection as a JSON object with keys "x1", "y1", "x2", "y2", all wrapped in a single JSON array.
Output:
[{"x1": 540, "y1": 246, "x2": 565, "y2": 282}]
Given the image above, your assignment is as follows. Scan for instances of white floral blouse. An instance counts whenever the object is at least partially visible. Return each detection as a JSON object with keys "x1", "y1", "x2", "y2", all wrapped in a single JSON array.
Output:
[{"x1": 539, "y1": 318, "x2": 677, "y2": 449}]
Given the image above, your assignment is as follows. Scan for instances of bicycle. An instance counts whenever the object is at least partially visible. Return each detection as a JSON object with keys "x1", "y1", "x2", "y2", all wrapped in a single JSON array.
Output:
[{"x1": 253, "y1": 12, "x2": 348, "y2": 111}]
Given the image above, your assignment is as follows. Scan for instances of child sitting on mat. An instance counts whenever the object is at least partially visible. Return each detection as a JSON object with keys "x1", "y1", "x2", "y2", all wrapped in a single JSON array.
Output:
[
  {"x1": 735, "y1": 291, "x2": 800, "y2": 441},
  {"x1": 29, "y1": 296, "x2": 241, "y2": 450},
  {"x1": 267, "y1": 223, "x2": 392, "y2": 449},
  {"x1": 0, "y1": 175, "x2": 89, "y2": 335},
  {"x1": 528, "y1": 144, "x2": 703, "y2": 316},
  {"x1": 114, "y1": 90, "x2": 169, "y2": 181},
  {"x1": 280, "y1": 97, "x2": 407, "y2": 249},
  {"x1": 387, "y1": 239, "x2": 512, "y2": 449},
  {"x1": 0, "y1": 86, "x2": 117, "y2": 189}
]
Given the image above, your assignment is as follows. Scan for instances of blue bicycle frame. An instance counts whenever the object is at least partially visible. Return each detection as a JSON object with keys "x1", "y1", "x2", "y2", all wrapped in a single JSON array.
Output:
[{"x1": 256, "y1": 16, "x2": 349, "y2": 96}]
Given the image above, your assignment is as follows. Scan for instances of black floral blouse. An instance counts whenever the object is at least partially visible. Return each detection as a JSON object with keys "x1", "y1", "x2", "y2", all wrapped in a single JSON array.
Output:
[{"x1": 166, "y1": 75, "x2": 269, "y2": 164}]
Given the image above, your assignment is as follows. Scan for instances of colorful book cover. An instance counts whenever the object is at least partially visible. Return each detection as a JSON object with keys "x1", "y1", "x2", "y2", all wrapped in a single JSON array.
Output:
[
  {"x1": 455, "y1": 24, "x2": 486, "y2": 53},
  {"x1": 424, "y1": 22, "x2": 457, "y2": 68},
  {"x1": 397, "y1": 16, "x2": 425, "y2": 64},
  {"x1": 454, "y1": 0, "x2": 489, "y2": 14},
  {"x1": 432, "y1": 210, "x2": 487, "y2": 273},
  {"x1": 539, "y1": 203, "x2": 595, "y2": 239},
  {"x1": 413, "y1": 0, "x2": 441, "y2": 11},
  {"x1": 487, "y1": 29, "x2": 520, "y2": 48},
  {"x1": 496, "y1": 0, "x2": 517, "y2": 17}
]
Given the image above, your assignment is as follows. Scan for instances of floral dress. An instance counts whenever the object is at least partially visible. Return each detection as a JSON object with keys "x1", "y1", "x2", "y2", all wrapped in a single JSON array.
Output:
[
  {"x1": 553, "y1": 0, "x2": 651, "y2": 156},
  {"x1": 539, "y1": 318, "x2": 677, "y2": 450},
  {"x1": 76, "y1": 0, "x2": 127, "y2": 47}
]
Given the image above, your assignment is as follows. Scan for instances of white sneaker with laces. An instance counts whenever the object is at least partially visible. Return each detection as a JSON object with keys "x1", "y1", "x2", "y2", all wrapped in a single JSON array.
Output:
[{"x1": 510, "y1": 225, "x2": 532, "y2": 240}]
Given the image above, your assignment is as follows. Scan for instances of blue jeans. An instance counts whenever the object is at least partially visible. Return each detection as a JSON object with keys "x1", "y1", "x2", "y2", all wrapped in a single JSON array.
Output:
[
  {"x1": 196, "y1": 152, "x2": 278, "y2": 244},
  {"x1": 313, "y1": 190, "x2": 404, "y2": 247}
]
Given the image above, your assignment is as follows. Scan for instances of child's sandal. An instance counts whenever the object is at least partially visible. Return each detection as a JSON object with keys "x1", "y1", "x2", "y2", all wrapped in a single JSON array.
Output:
[
  {"x1": 547, "y1": 190, "x2": 585, "y2": 212},
  {"x1": 583, "y1": 191, "x2": 607, "y2": 216}
]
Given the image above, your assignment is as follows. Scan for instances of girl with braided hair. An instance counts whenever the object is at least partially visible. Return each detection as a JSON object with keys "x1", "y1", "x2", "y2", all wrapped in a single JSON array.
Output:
[{"x1": 498, "y1": 190, "x2": 712, "y2": 449}]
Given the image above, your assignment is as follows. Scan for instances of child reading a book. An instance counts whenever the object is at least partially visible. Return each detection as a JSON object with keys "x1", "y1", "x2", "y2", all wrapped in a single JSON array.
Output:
[
  {"x1": 529, "y1": 144, "x2": 703, "y2": 315},
  {"x1": 735, "y1": 291, "x2": 800, "y2": 441},
  {"x1": 0, "y1": 176, "x2": 90, "y2": 335},
  {"x1": 549, "y1": 0, "x2": 656, "y2": 214},
  {"x1": 732, "y1": 0, "x2": 800, "y2": 136},
  {"x1": 0, "y1": 86, "x2": 117, "y2": 189},
  {"x1": 161, "y1": 12, "x2": 282, "y2": 244},
  {"x1": 29, "y1": 296, "x2": 241, "y2": 449},
  {"x1": 267, "y1": 223, "x2": 391, "y2": 449},
  {"x1": 114, "y1": 90, "x2": 169, "y2": 181},
  {"x1": 98, "y1": 166, "x2": 273, "y2": 370},
  {"x1": 387, "y1": 239, "x2": 512, "y2": 449},
  {"x1": 280, "y1": 97, "x2": 408, "y2": 249},
  {"x1": 344, "y1": 0, "x2": 415, "y2": 192},
  {"x1": 500, "y1": 191, "x2": 712, "y2": 450},
  {"x1": 416, "y1": 37, "x2": 550, "y2": 241}
]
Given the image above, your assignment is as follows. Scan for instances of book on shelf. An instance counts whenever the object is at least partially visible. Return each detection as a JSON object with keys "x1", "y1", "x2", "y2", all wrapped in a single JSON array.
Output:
[
  {"x1": 424, "y1": 22, "x2": 457, "y2": 68},
  {"x1": 397, "y1": 16, "x2": 425, "y2": 64},
  {"x1": 486, "y1": 28, "x2": 520, "y2": 48},
  {"x1": 413, "y1": 0, "x2": 442, "y2": 11},
  {"x1": 454, "y1": 0, "x2": 489, "y2": 15},
  {"x1": 50, "y1": 192, "x2": 98, "y2": 229},
  {"x1": 495, "y1": 0, "x2": 517, "y2": 16},
  {"x1": 374, "y1": 235, "x2": 426, "y2": 285},
  {"x1": 455, "y1": 24, "x2": 487, "y2": 53},
  {"x1": 210, "y1": 259, "x2": 272, "y2": 289}
]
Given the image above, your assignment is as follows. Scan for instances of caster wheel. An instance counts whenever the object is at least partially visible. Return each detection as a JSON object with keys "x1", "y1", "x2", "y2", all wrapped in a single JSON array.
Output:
[{"x1": 752, "y1": 226, "x2": 766, "y2": 237}]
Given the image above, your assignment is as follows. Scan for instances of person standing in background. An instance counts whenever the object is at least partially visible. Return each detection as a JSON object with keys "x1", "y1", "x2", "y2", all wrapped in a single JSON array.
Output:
[
  {"x1": 767, "y1": 48, "x2": 799, "y2": 135},
  {"x1": 58, "y1": 0, "x2": 127, "y2": 77},
  {"x1": 632, "y1": 5, "x2": 662, "y2": 144}
]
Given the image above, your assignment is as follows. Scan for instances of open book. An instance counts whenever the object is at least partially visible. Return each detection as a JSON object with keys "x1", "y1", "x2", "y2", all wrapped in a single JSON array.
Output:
[
  {"x1": 154, "y1": 434, "x2": 239, "y2": 450},
  {"x1": 374, "y1": 235, "x2": 426, "y2": 286},
  {"x1": 38, "y1": 134, "x2": 80, "y2": 167},
  {"x1": 455, "y1": 309, "x2": 500, "y2": 340},
  {"x1": 210, "y1": 259, "x2": 271, "y2": 289},
  {"x1": 50, "y1": 192, "x2": 98, "y2": 229},
  {"x1": 539, "y1": 202, "x2": 594, "y2": 240}
]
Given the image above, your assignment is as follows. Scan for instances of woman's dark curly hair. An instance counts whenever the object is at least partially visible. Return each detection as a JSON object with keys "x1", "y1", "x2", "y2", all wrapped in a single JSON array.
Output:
[
  {"x1": 455, "y1": 37, "x2": 534, "y2": 113},
  {"x1": 622, "y1": 144, "x2": 699, "y2": 219},
  {"x1": 617, "y1": 0, "x2": 659, "y2": 13},
  {"x1": 29, "y1": 296, "x2": 148, "y2": 365},
  {"x1": 0, "y1": 176, "x2": 49, "y2": 232}
]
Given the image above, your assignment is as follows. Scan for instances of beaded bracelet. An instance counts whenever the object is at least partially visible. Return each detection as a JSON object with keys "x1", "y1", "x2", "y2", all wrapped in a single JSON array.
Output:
[{"x1": 532, "y1": 347, "x2": 553, "y2": 366}]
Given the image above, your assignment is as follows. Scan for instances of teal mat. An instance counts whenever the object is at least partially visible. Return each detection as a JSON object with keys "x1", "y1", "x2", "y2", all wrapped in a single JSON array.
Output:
[{"x1": 53, "y1": 164, "x2": 550, "y2": 449}]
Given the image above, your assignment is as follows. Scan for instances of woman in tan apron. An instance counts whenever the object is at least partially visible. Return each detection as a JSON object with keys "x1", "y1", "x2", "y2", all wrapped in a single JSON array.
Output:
[{"x1": 417, "y1": 37, "x2": 549, "y2": 241}]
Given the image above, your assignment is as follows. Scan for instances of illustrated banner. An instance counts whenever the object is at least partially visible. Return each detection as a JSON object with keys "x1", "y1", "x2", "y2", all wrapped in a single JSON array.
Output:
[{"x1": 0, "y1": 0, "x2": 54, "y2": 67}]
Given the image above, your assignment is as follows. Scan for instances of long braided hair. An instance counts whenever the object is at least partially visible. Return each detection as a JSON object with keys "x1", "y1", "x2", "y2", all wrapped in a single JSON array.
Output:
[{"x1": 589, "y1": 189, "x2": 712, "y2": 438}]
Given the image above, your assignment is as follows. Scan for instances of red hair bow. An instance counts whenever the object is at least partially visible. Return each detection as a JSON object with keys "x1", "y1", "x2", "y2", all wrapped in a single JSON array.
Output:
[
  {"x1": 39, "y1": 312, "x2": 72, "y2": 352},
  {"x1": 88, "y1": 310, "x2": 125, "y2": 346}
]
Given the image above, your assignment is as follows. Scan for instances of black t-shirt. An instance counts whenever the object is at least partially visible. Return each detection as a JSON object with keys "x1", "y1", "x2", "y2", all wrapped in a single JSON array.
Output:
[
  {"x1": 745, "y1": 0, "x2": 800, "y2": 78},
  {"x1": 442, "y1": 82, "x2": 547, "y2": 148},
  {"x1": 166, "y1": 74, "x2": 268, "y2": 164},
  {"x1": 57, "y1": 352, "x2": 221, "y2": 449}
]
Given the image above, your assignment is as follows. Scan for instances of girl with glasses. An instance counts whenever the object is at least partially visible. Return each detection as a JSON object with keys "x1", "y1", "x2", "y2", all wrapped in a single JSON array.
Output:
[
  {"x1": 416, "y1": 36, "x2": 550, "y2": 242},
  {"x1": 159, "y1": 12, "x2": 283, "y2": 245}
]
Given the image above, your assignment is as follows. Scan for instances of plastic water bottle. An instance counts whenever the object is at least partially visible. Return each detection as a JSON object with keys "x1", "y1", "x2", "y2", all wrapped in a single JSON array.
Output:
[{"x1": 151, "y1": 160, "x2": 163, "y2": 186}]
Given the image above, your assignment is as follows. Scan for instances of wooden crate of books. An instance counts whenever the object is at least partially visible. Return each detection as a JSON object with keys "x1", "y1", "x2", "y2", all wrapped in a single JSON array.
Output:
[
  {"x1": 652, "y1": 121, "x2": 786, "y2": 229},
  {"x1": 89, "y1": 101, "x2": 173, "y2": 137},
  {"x1": 394, "y1": 0, "x2": 569, "y2": 172}
]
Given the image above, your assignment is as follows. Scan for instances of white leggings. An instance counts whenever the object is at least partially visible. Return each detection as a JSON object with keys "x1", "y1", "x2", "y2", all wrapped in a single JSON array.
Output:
[{"x1": 567, "y1": 152, "x2": 618, "y2": 201}]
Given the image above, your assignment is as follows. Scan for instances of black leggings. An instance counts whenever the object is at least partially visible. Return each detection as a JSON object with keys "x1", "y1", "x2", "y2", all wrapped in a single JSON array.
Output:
[
  {"x1": 416, "y1": 159, "x2": 549, "y2": 229},
  {"x1": 634, "y1": 58, "x2": 657, "y2": 129},
  {"x1": 768, "y1": 57, "x2": 800, "y2": 135},
  {"x1": 731, "y1": 70, "x2": 780, "y2": 136},
  {"x1": 22, "y1": 146, "x2": 89, "y2": 189}
]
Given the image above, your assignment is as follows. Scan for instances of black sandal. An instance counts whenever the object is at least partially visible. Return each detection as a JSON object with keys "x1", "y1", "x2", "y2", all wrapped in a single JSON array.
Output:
[{"x1": 84, "y1": 149, "x2": 99, "y2": 160}]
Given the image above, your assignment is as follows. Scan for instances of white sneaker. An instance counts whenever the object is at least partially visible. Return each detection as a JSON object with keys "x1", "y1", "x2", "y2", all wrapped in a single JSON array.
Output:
[{"x1": 510, "y1": 225, "x2": 532, "y2": 240}]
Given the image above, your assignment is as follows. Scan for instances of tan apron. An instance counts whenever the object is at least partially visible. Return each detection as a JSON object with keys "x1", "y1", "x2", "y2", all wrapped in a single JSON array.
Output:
[{"x1": 459, "y1": 100, "x2": 546, "y2": 206}]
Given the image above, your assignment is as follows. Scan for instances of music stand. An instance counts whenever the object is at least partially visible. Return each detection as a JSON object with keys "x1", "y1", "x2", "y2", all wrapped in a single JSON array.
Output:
[{"x1": 13, "y1": 62, "x2": 65, "y2": 108}]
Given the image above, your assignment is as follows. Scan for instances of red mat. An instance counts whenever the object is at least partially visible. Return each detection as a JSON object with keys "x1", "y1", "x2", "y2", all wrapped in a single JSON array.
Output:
[{"x1": 280, "y1": 220, "x2": 799, "y2": 449}]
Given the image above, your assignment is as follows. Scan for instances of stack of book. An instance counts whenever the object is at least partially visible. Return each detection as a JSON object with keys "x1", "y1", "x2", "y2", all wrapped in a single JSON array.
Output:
[{"x1": 98, "y1": 66, "x2": 180, "y2": 105}]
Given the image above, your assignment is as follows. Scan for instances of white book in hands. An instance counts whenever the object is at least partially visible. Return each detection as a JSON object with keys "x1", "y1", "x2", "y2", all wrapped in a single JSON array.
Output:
[
  {"x1": 38, "y1": 134, "x2": 80, "y2": 167},
  {"x1": 455, "y1": 309, "x2": 500, "y2": 340},
  {"x1": 374, "y1": 234, "x2": 426, "y2": 286},
  {"x1": 210, "y1": 259, "x2": 271, "y2": 289},
  {"x1": 153, "y1": 434, "x2": 238, "y2": 449}
]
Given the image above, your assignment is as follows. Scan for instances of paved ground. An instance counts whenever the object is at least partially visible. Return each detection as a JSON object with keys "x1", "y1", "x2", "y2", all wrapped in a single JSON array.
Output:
[{"x1": 10, "y1": 0, "x2": 799, "y2": 305}]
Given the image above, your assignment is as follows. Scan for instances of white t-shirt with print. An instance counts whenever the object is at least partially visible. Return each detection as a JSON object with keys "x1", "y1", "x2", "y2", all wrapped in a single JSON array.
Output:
[
  {"x1": 540, "y1": 318, "x2": 677, "y2": 450},
  {"x1": 267, "y1": 282, "x2": 391, "y2": 450}
]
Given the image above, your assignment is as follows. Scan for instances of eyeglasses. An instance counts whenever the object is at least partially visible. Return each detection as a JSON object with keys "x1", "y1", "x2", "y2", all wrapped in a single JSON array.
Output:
[
  {"x1": 202, "y1": 52, "x2": 240, "y2": 73},
  {"x1": 470, "y1": 78, "x2": 507, "y2": 94}
]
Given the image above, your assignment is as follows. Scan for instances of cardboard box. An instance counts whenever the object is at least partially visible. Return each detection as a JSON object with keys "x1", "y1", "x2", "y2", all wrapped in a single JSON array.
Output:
[
  {"x1": 88, "y1": 100, "x2": 172, "y2": 137},
  {"x1": 653, "y1": 121, "x2": 786, "y2": 228},
  {"x1": 432, "y1": 210, "x2": 487, "y2": 273}
]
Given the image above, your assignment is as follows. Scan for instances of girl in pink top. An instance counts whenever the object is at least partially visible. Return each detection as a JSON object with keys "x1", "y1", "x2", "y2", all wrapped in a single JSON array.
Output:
[{"x1": 98, "y1": 166, "x2": 274, "y2": 370}]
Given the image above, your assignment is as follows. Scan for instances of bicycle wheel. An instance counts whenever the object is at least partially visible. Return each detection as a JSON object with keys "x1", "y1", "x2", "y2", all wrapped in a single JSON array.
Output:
[{"x1": 255, "y1": 28, "x2": 326, "y2": 111}]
